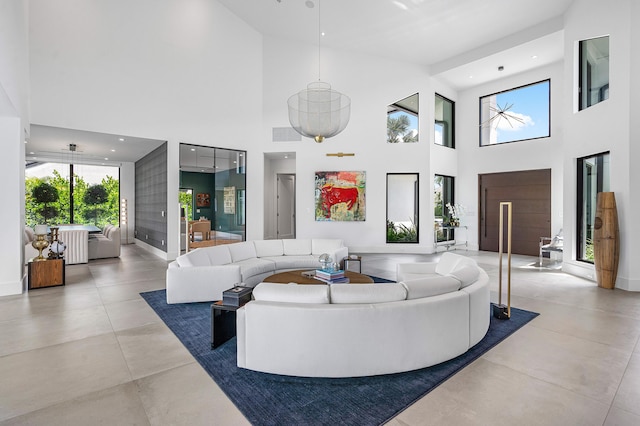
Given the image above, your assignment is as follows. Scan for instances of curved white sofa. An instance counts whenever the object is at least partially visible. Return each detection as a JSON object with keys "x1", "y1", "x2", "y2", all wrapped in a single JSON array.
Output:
[
  {"x1": 166, "y1": 239, "x2": 347, "y2": 304},
  {"x1": 236, "y1": 252, "x2": 490, "y2": 378}
]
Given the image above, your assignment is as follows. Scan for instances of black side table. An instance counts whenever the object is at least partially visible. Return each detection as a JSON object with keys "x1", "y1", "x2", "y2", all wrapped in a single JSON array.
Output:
[
  {"x1": 343, "y1": 255, "x2": 362, "y2": 273},
  {"x1": 210, "y1": 301, "x2": 242, "y2": 349}
]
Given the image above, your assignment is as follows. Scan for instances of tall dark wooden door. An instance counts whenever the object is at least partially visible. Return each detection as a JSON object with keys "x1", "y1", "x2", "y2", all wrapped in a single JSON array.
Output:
[{"x1": 479, "y1": 169, "x2": 551, "y2": 256}]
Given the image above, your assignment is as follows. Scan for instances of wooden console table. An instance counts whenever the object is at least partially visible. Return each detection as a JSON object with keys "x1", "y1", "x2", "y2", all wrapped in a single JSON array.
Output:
[{"x1": 28, "y1": 258, "x2": 65, "y2": 289}]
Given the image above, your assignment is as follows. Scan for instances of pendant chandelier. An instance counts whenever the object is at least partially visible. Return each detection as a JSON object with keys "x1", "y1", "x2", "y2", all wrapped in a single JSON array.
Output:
[{"x1": 287, "y1": 0, "x2": 350, "y2": 143}]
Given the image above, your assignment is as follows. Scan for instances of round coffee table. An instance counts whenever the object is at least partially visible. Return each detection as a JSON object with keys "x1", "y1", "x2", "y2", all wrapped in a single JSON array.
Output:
[{"x1": 264, "y1": 269, "x2": 374, "y2": 285}]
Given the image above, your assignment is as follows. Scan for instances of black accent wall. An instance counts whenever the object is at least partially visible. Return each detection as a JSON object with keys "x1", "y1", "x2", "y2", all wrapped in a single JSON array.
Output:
[{"x1": 135, "y1": 143, "x2": 168, "y2": 251}]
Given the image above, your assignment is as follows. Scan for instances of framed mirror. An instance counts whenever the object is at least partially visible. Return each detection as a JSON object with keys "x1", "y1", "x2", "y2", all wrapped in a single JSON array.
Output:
[
  {"x1": 386, "y1": 173, "x2": 419, "y2": 243},
  {"x1": 387, "y1": 93, "x2": 419, "y2": 143}
]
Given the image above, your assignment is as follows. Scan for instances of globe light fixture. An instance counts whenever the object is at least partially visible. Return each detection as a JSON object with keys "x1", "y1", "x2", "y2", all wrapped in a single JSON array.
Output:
[
  {"x1": 287, "y1": 0, "x2": 350, "y2": 143},
  {"x1": 288, "y1": 82, "x2": 350, "y2": 143}
]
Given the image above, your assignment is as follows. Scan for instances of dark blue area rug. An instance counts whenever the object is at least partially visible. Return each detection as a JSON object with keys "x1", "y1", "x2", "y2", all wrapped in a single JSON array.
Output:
[{"x1": 141, "y1": 280, "x2": 538, "y2": 426}]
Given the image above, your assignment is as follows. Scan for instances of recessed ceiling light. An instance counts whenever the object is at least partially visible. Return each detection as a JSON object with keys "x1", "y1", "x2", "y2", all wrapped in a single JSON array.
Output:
[
  {"x1": 110, "y1": 149, "x2": 115, "y2": 152},
  {"x1": 29, "y1": 151, "x2": 34, "y2": 154},
  {"x1": 469, "y1": 75, "x2": 473, "y2": 79},
  {"x1": 118, "y1": 138, "x2": 124, "y2": 142},
  {"x1": 24, "y1": 140, "x2": 27, "y2": 144},
  {"x1": 284, "y1": 155, "x2": 288, "y2": 159},
  {"x1": 191, "y1": 148, "x2": 196, "y2": 151},
  {"x1": 201, "y1": 169, "x2": 205, "y2": 172},
  {"x1": 531, "y1": 55, "x2": 538, "y2": 59},
  {"x1": 104, "y1": 157, "x2": 109, "y2": 160},
  {"x1": 239, "y1": 153, "x2": 243, "y2": 157},
  {"x1": 233, "y1": 160, "x2": 237, "y2": 164}
]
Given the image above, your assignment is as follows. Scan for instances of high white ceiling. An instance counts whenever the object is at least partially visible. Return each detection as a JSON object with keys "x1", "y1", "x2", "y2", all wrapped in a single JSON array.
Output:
[
  {"x1": 25, "y1": 125, "x2": 165, "y2": 166},
  {"x1": 218, "y1": 0, "x2": 572, "y2": 82},
  {"x1": 26, "y1": 0, "x2": 573, "y2": 164}
]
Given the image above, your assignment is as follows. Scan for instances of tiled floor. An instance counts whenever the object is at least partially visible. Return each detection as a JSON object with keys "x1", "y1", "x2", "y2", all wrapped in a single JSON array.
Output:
[{"x1": 1, "y1": 246, "x2": 639, "y2": 425}]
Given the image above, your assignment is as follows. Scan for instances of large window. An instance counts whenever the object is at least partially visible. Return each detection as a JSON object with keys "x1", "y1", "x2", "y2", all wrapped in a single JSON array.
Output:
[
  {"x1": 434, "y1": 175, "x2": 455, "y2": 242},
  {"x1": 579, "y1": 36, "x2": 609, "y2": 111},
  {"x1": 479, "y1": 79, "x2": 550, "y2": 146},
  {"x1": 386, "y1": 173, "x2": 419, "y2": 243},
  {"x1": 434, "y1": 94, "x2": 454, "y2": 148},
  {"x1": 577, "y1": 152, "x2": 610, "y2": 262},
  {"x1": 25, "y1": 162, "x2": 120, "y2": 227}
]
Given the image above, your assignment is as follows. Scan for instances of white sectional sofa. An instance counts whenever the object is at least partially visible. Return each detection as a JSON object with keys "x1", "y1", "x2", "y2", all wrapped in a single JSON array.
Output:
[
  {"x1": 236, "y1": 252, "x2": 490, "y2": 378},
  {"x1": 166, "y1": 239, "x2": 347, "y2": 304}
]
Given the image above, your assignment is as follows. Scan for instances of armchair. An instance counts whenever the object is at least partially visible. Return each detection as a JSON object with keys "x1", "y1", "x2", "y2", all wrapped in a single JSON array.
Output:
[
  {"x1": 88, "y1": 224, "x2": 121, "y2": 260},
  {"x1": 540, "y1": 229, "x2": 563, "y2": 266}
]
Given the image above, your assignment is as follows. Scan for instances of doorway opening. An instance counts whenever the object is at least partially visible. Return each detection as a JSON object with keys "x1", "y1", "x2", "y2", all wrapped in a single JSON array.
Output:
[{"x1": 277, "y1": 174, "x2": 296, "y2": 239}]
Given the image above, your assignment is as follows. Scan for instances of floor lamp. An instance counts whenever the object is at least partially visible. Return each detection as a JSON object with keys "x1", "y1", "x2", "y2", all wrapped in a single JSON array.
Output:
[{"x1": 493, "y1": 201, "x2": 512, "y2": 320}]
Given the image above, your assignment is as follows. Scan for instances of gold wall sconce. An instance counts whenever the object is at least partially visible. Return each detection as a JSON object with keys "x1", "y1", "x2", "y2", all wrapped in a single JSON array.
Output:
[{"x1": 326, "y1": 153, "x2": 355, "y2": 158}]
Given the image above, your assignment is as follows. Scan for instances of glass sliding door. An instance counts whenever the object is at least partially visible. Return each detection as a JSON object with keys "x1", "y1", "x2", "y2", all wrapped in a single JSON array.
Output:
[
  {"x1": 213, "y1": 148, "x2": 246, "y2": 243},
  {"x1": 577, "y1": 152, "x2": 610, "y2": 262},
  {"x1": 179, "y1": 143, "x2": 246, "y2": 249}
]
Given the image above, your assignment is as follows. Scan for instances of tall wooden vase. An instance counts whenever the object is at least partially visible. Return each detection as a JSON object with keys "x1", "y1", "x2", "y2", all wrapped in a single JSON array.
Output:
[{"x1": 593, "y1": 192, "x2": 620, "y2": 289}]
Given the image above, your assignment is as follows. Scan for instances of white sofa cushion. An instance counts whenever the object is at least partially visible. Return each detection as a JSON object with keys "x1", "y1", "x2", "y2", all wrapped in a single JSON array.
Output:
[
  {"x1": 176, "y1": 248, "x2": 211, "y2": 267},
  {"x1": 449, "y1": 265, "x2": 480, "y2": 288},
  {"x1": 204, "y1": 245, "x2": 232, "y2": 266},
  {"x1": 311, "y1": 239, "x2": 344, "y2": 256},
  {"x1": 330, "y1": 284, "x2": 407, "y2": 304},
  {"x1": 401, "y1": 275, "x2": 461, "y2": 299},
  {"x1": 236, "y1": 258, "x2": 276, "y2": 280},
  {"x1": 252, "y1": 282, "x2": 330, "y2": 304},
  {"x1": 283, "y1": 239, "x2": 312, "y2": 256},
  {"x1": 254, "y1": 240, "x2": 284, "y2": 257},
  {"x1": 261, "y1": 255, "x2": 320, "y2": 270},
  {"x1": 228, "y1": 241, "x2": 258, "y2": 262}
]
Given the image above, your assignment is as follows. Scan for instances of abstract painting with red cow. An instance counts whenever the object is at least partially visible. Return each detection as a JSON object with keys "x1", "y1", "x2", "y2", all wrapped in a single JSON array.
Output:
[{"x1": 315, "y1": 171, "x2": 366, "y2": 221}]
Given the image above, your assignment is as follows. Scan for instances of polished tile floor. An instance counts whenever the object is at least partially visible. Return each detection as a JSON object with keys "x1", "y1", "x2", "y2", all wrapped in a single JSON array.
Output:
[{"x1": 1, "y1": 245, "x2": 639, "y2": 425}]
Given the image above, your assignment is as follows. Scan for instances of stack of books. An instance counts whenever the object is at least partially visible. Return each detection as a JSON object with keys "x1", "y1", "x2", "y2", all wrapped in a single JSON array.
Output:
[{"x1": 315, "y1": 269, "x2": 349, "y2": 284}]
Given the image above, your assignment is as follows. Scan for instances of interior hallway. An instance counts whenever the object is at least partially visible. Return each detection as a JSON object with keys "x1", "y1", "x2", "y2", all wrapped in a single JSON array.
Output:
[{"x1": 1, "y1": 246, "x2": 639, "y2": 425}]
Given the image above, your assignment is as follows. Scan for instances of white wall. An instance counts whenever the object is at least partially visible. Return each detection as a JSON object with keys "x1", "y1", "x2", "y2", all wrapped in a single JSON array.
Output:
[
  {"x1": 0, "y1": 0, "x2": 29, "y2": 296},
  {"x1": 28, "y1": 0, "x2": 265, "y2": 259},
  {"x1": 262, "y1": 36, "x2": 436, "y2": 253},
  {"x1": 455, "y1": 62, "x2": 565, "y2": 251},
  {"x1": 562, "y1": 0, "x2": 638, "y2": 290}
]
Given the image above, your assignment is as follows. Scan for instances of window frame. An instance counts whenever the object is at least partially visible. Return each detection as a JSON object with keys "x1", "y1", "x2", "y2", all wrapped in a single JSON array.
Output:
[
  {"x1": 434, "y1": 174, "x2": 455, "y2": 242},
  {"x1": 386, "y1": 173, "x2": 419, "y2": 244},
  {"x1": 434, "y1": 93, "x2": 455, "y2": 149},
  {"x1": 576, "y1": 151, "x2": 610, "y2": 263},
  {"x1": 578, "y1": 35, "x2": 610, "y2": 111},
  {"x1": 478, "y1": 79, "x2": 551, "y2": 147}
]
